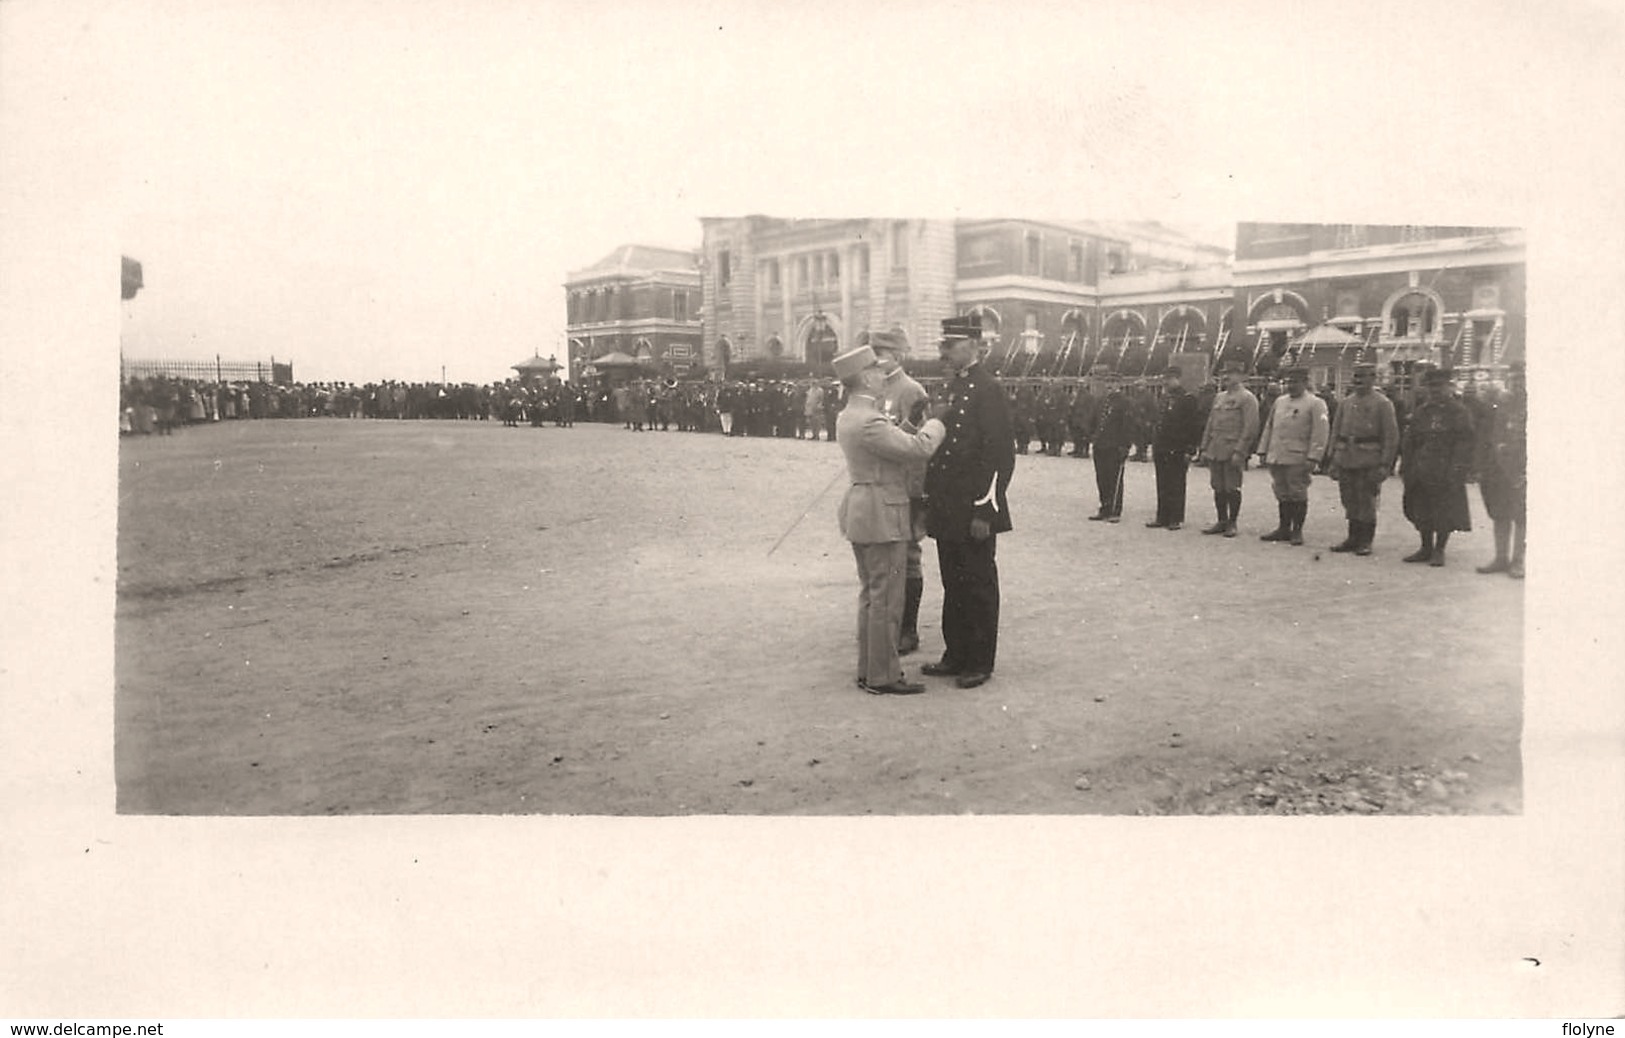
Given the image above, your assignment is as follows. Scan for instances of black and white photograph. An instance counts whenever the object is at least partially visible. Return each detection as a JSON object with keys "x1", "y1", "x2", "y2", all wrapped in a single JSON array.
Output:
[{"x1": 4, "y1": 0, "x2": 1623, "y2": 1022}]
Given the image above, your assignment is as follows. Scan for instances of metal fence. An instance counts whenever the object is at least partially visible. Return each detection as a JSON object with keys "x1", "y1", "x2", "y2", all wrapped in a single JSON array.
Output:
[{"x1": 120, "y1": 357, "x2": 292, "y2": 383}]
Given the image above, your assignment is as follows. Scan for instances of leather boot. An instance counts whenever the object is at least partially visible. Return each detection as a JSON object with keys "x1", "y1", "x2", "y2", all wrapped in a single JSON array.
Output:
[
  {"x1": 1224, "y1": 491, "x2": 1242, "y2": 536},
  {"x1": 1289, "y1": 501, "x2": 1306, "y2": 545},
  {"x1": 898, "y1": 577, "x2": 923, "y2": 654},
  {"x1": 1508, "y1": 521, "x2": 1525, "y2": 579},
  {"x1": 1478, "y1": 519, "x2": 1511, "y2": 574},
  {"x1": 1354, "y1": 521, "x2": 1375, "y2": 556},
  {"x1": 1260, "y1": 502, "x2": 1292, "y2": 541},
  {"x1": 1403, "y1": 529, "x2": 1434, "y2": 563},
  {"x1": 1330, "y1": 519, "x2": 1359, "y2": 552},
  {"x1": 1202, "y1": 492, "x2": 1227, "y2": 534},
  {"x1": 1430, "y1": 530, "x2": 1451, "y2": 567}
]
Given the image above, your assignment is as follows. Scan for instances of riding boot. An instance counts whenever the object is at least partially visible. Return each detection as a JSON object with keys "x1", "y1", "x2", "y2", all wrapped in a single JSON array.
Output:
[
  {"x1": 1225, "y1": 491, "x2": 1242, "y2": 536},
  {"x1": 1289, "y1": 501, "x2": 1306, "y2": 545},
  {"x1": 898, "y1": 577, "x2": 923, "y2": 655},
  {"x1": 1430, "y1": 530, "x2": 1451, "y2": 567},
  {"x1": 1203, "y1": 492, "x2": 1228, "y2": 535},
  {"x1": 1403, "y1": 529, "x2": 1434, "y2": 563},
  {"x1": 1330, "y1": 519, "x2": 1358, "y2": 552},
  {"x1": 1354, "y1": 521, "x2": 1376, "y2": 556},
  {"x1": 1260, "y1": 501, "x2": 1291, "y2": 541}
]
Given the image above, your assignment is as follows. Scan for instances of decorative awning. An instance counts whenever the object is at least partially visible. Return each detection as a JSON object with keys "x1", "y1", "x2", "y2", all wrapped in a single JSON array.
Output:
[
  {"x1": 512, "y1": 354, "x2": 561, "y2": 373},
  {"x1": 588, "y1": 351, "x2": 641, "y2": 367}
]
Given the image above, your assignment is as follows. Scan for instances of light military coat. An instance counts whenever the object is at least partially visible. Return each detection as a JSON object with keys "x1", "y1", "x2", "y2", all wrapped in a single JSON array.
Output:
[
  {"x1": 1199, "y1": 386, "x2": 1261, "y2": 461},
  {"x1": 1257, "y1": 390, "x2": 1331, "y2": 466},
  {"x1": 835, "y1": 394, "x2": 946, "y2": 544}
]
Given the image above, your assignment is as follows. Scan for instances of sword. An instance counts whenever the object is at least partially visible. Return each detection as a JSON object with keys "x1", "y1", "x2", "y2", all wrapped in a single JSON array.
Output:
[{"x1": 767, "y1": 464, "x2": 849, "y2": 557}]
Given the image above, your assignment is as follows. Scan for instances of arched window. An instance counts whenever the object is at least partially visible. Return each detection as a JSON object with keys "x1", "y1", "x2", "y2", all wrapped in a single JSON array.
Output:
[{"x1": 1387, "y1": 291, "x2": 1439, "y2": 339}]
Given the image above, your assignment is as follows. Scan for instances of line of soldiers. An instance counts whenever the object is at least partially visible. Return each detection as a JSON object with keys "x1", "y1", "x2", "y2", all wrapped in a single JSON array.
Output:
[{"x1": 1082, "y1": 358, "x2": 1527, "y2": 578}]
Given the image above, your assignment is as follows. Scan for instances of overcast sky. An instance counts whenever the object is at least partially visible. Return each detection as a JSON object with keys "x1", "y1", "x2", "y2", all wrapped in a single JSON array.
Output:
[{"x1": 8, "y1": 1, "x2": 1611, "y2": 383}]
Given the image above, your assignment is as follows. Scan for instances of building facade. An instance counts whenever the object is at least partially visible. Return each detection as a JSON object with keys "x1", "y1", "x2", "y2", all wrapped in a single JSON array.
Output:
[
  {"x1": 563, "y1": 245, "x2": 703, "y2": 381},
  {"x1": 696, "y1": 217, "x2": 958, "y2": 374},
  {"x1": 571, "y1": 221, "x2": 1524, "y2": 387},
  {"x1": 694, "y1": 217, "x2": 1233, "y2": 378},
  {"x1": 1226, "y1": 223, "x2": 1526, "y2": 387}
]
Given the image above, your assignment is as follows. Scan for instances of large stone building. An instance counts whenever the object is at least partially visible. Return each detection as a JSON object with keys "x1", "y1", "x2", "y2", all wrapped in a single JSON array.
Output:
[
  {"x1": 568, "y1": 221, "x2": 1525, "y2": 388},
  {"x1": 694, "y1": 216, "x2": 1232, "y2": 378},
  {"x1": 563, "y1": 245, "x2": 702, "y2": 381},
  {"x1": 1223, "y1": 223, "x2": 1526, "y2": 387}
]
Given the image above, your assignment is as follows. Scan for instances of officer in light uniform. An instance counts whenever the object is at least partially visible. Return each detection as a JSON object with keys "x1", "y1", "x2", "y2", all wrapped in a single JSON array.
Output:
[
  {"x1": 1196, "y1": 361, "x2": 1261, "y2": 537},
  {"x1": 1255, "y1": 367, "x2": 1330, "y2": 546},
  {"x1": 832, "y1": 344, "x2": 951, "y2": 695},
  {"x1": 1327, "y1": 362, "x2": 1399, "y2": 555}
]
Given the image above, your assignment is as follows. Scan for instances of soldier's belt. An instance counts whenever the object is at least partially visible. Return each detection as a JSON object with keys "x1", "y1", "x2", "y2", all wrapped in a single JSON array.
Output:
[{"x1": 1338, "y1": 435, "x2": 1382, "y2": 444}]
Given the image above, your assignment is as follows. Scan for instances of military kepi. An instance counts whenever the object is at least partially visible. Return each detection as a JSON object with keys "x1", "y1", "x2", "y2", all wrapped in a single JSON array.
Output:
[
  {"x1": 868, "y1": 329, "x2": 908, "y2": 354},
  {"x1": 1422, "y1": 367, "x2": 1452, "y2": 384},
  {"x1": 831, "y1": 344, "x2": 879, "y2": 380},
  {"x1": 939, "y1": 315, "x2": 982, "y2": 342}
]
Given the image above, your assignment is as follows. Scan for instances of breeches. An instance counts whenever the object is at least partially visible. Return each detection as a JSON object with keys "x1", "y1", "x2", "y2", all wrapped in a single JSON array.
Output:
[
  {"x1": 905, "y1": 499, "x2": 926, "y2": 580},
  {"x1": 1479, "y1": 475, "x2": 1526, "y2": 524},
  {"x1": 1337, "y1": 467, "x2": 1384, "y2": 523},
  {"x1": 1208, "y1": 458, "x2": 1244, "y2": 492},
  {"x1": 1269, "y1": 462, "x2": 1313, "y2": 502}
]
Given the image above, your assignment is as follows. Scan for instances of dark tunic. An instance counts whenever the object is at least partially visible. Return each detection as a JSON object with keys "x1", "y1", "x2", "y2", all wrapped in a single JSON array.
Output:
[
  {"x1": 1401, "y1": 394, "x2": 1475, "y2": 532},
  {"x1": 924, "y1": 361, "x2": 1015, "y2": 539}
]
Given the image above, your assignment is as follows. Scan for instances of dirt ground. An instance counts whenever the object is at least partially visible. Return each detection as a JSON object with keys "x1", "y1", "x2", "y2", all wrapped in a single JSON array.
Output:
[{"x1": 114, "y1": 417, "x2": 1522, "y2": 815}]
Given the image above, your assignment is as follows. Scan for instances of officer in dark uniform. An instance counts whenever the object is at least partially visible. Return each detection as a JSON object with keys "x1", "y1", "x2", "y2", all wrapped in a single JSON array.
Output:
[
  {"x1": 1067, "y1": 380, "x2": 1097, "y2": 458},
  {"x1": 1011, "y1": 382, "x2": 1036, "y2": 455},
  {"x1": 1088, "y1": 376, "x2": 1135, "y2": 522},
  {"x1": 1400, "y1": 367, "x2": 1476, "y2": 567},
  {"x1": 1146, "y1": 366, "x2": 1203, "y2": 530},
  {"x1": 921, "y1": 315, "x2": 1014, "y2": 689}
]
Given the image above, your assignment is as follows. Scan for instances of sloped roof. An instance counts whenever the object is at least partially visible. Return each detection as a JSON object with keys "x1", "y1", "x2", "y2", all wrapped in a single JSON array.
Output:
[
  {"x1": 1292, "y1": 322, "x2": 1365, "y2": 347},
  {"x1": 512, "y1": 354, "x2": 561, "y2": 372},
  {"x1": 578, "y1": 244, "x2": 699, "y2": 276}
]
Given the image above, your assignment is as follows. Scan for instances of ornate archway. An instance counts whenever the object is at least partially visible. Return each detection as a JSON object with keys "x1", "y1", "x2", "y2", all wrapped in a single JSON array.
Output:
[
  {"x1": 1100, "y1": 310, "x2": 1149, "y2": 373},
  {"x1": 794, "y1": 312, "x2": 843, "y2": 368},
  {"x1": 1149, "y1": 305, "x2": 1208, "y2": 375},
  {"x1": 1380, "y1": 285, "x2": 1446, "y2": 342},
  {"x1": 1247, "y1": 290, "x2": 1311, "y2": 373}
]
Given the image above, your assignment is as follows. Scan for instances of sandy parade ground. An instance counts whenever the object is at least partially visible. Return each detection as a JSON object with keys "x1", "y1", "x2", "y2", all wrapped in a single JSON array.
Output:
[{"x1": 113, "y1": 416, "x2": 1523, "y2": 816}]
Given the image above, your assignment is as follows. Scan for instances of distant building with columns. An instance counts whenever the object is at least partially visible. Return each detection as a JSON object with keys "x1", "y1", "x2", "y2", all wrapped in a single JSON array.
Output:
[
  {"x1": 695, "y1": 216, "x2": 1229, "y2": 378},
  {"x1": 571, "y1": 220, "x2": 1524, "y2": 387}
]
